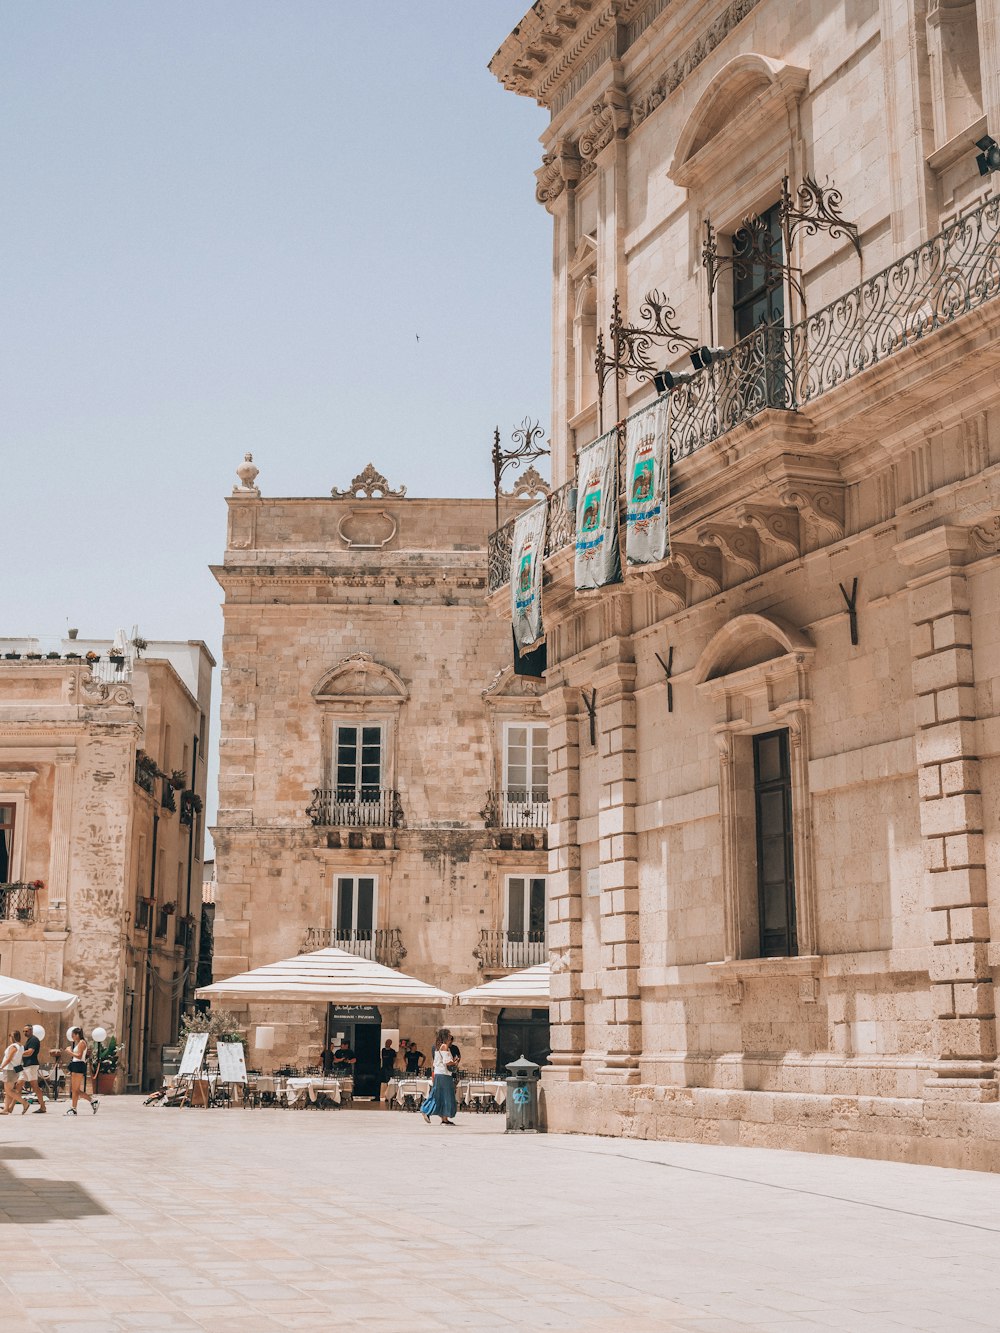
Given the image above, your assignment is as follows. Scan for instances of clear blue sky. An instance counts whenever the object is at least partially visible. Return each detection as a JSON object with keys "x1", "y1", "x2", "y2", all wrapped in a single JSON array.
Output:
[{"x1": 3, "y1": 3, "x2": 549, "y2": 829}]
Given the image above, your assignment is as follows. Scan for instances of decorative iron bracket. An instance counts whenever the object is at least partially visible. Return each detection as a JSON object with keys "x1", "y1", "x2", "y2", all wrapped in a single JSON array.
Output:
[
  {"x1": 654, "y1": 646, "x2": 674, "y2": 713},
  {"x1": 492, "y1": 418, "x2": 549, "y2": 528},
  {"x1": 581, "y1": 688, "x2": 597, "y2": 746},
  {"x1": 839, "y1": 577, "x2": 859, "y2": 647},
  {"x1": 596, "y1": 289, "x2": 702, "y2": 430}
]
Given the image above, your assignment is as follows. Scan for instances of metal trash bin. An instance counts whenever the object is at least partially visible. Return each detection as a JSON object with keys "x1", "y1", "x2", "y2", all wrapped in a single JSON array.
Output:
[{"x1": 505, "y1": 1054, "x2": 541, "y2": 1133}]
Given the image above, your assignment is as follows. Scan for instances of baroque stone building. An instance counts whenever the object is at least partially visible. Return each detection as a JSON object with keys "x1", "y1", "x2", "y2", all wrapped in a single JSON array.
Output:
[
  {"x1": 0, "y1": 635, "x2": 213, "y2": 1089},
  {"x1": 490, "y1": 1, "x2": 1000, "y2": 1166},
  {"x1": 211, "y1": 461, "x2": 549, "y2": 1090}
]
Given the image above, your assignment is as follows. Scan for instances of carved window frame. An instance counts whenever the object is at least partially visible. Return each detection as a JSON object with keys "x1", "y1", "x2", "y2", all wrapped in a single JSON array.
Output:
[
  {"x1": 0, "y1": 780, "x2": 35, "y2": 886},
  {"x1": 697, "y1": 645, "x2": 817, "y2": 962}
]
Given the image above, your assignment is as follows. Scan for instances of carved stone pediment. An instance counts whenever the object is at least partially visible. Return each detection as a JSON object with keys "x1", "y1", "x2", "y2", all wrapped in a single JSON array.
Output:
[
  {"x1": 481, "y1": 665, "x2": 545, "y2": 701},
  {"x1": 314, "y1": 653, "x2": 408, "y2": 702},
  {"x1": 331, "y1": 464, "x2": 406, "y2": 499}
]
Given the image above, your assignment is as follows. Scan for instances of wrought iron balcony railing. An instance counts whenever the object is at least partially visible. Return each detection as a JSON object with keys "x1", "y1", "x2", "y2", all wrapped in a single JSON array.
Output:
[
  {"x1": 482, "y1": 789, "x2": 550, "y2": 829},
  {"x1": 301, "y1": 926, "x2": 406, "y2": 968},
  {"x1": 488, "y1": 191, "x2": 1000, "y2": 591},
  {"x1": 0, "y1": 883, "x2": 38, "y2": 923},
  {"x1": 475, "y1": 928, "x2": 547, "y2": 971},
  {"x1": 305, "y1": 787, "x2": 403, "y2": 828}
]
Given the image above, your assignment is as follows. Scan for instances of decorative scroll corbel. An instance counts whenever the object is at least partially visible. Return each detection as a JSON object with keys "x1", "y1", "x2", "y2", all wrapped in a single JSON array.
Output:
[
  {"x1": 780, "y1": 485, "x2": 845, "y2": 541},
  {"x1": 697, "y1": 524, "x2": 761, "y2": 578},
  {"x1": 670, "y1": 545, "x2": 722, "y2": 598},
  {"x1": 740, "y1": 507, "x2": 801, "y2": 563},
  {"x1": 647, "y1": 563, "x2": 688, "y2": 611}
]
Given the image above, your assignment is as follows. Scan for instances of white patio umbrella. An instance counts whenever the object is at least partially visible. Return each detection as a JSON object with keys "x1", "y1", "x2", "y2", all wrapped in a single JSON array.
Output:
[
  {"x1": 196, "y1": 947, "x2": 453, "y2": 1008},
  {"x1": 455, "y1": 961, "x2": 550, "y2": 1008},
  {"x1": 0, "y1": 975, "x2": 79, "y2": 1015}
]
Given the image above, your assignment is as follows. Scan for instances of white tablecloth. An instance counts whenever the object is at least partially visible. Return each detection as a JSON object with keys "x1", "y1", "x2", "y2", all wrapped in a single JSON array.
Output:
[
  {"x1": 285, "y1": 1077, "x2": 347, "y2": 1106},
  {"x1": 385, "y1": 1077, "x2": 431, "y2": 1105},
  {"x1": 459, "y1": 1080, "x2": 506, "y2": 1107}
]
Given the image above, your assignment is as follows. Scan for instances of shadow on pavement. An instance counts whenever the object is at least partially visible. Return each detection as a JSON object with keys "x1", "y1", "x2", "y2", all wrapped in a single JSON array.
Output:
[{"x1": 0, "y1": 1150, "x2": 108, "y2": 1222}]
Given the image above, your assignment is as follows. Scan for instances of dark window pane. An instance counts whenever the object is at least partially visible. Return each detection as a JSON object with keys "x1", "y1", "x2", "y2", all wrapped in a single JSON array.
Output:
[
  {"x1": 337, "y1": 878, "x2": 353, "y2": 933},
  {"x1": 753, "y1": 730, "x2": 796, "y2": 957},
  {"x1": 357, "y1": 879, "x2": 374, "y2": 934},
  {"x1": 762, "y1": 884, "x2": 788, "y2": 930},
  {"x1": 529, "y1": 879, "x2": 546, "y2": 937},
  {"x1": 507, "y1": 878, "x2": 525, "y2": 940},
  {"x1": 758, "y1": 789, "x2": 786, "y2": 834},
  {"x1": 756, "y1": 736, "x2": 783, "y2": 783},
  {"x1": 761, "y1": 835, "x2": 787, "y2": 885},
  {"x1": 362, "y1": 727, "x2": 381, "y2": 746}
]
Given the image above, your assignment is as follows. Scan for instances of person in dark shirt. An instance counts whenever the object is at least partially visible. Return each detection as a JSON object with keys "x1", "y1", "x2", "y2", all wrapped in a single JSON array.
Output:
[
  {"x1": 332, "y1": 1039, "x2": 355, "y2": 1068},
  {"x1": 404, "y1": 1043, "x2": 424, "y2": 1074},
  {"x1": 448, "y1": 1040, "x2": 461, "y2": 1081},
  {"x1": 319, "y1": 1041, "x2": 336, "y2": 1075},
  {"x1": 20, "y1": 1024, "x2": 46, "y2": 1114}
]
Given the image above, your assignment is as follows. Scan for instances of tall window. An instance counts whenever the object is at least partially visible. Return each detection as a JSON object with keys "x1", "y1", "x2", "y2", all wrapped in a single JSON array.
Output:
[
  {"x1": 335, "y1": 724, "x2": 383, "y2": 802},
  {"x1": 0, "y1": 805, "x2": 14, "y2": 883},
  {"x1": 753, "y1": 730, "x2": 797, "y2": 957},
  {"x1": 505, "y1": 876, "x2": 547, "y2": 966},
  {"x1": 733, "y1": 203, "x2": 785, "y2": 341},
  {"x1": 504, "y1": 723, "x2": 548, "y2": 802},
  {"x1": 335, "y1": 875, "x2": 376, "y2": 940}
]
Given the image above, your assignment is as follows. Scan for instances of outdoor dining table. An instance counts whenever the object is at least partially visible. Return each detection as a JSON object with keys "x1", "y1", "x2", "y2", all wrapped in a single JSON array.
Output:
[
  {"x1": 458, "y1": 1079, "x2": 506, "y2": 1108},
  {"x1": 284, "y1": 1076, "x2": 352, "y2": 1107},
  {"x1": 385, "y1": 1077, "x2": 431, "y2": 1107}
]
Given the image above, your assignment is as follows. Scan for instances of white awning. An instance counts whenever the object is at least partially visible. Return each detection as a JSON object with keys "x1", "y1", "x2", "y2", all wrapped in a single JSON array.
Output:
[
  {"x1": 455, "y1": 961, "x2": 550, "y2": 1008},
  {"x1": 0, "y1": 975, "x2": 79, "y2": 1015},
  {"x1": 196, "y1": 947, "x2": 453, "y2": 1008}
]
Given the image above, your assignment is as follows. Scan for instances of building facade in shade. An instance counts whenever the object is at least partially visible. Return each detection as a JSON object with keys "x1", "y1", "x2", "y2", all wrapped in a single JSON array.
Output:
[
  {"x1": 490, "y1": 1, "x2": 1000, "y2": 1167},
  {"x1": 210, "y1": 461, "x2": 549, "y2": 1091},
  {"x1": 0, "y1": 635, "x2": 213, "y2": 1090}
]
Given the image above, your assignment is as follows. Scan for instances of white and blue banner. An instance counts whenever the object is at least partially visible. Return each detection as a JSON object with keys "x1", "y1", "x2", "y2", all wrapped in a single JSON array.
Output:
[
  {"x1": 511, "y1": 501, "x2": 546, "y2": 656},
  {"x1": 625, "y1": 398, "x2": 671, "y2": 567},
  {"x1": 574, "y1": 431, "x2": 621, "y2": 591}
]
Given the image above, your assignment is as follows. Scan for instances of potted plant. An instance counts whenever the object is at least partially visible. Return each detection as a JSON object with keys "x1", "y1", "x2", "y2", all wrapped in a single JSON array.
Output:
[
  {"x1": 170, "y1": 770, "x2": 188, "y2": 791},
  {"x1": 26, "y1": 652, "x2": 42, "y2": 660},
  {"x1": 108, "y1": 652, "x2": 125, "y2": 668},
  {"x1": 65, "y1": 651, "x2": 81, "y2": 660},
  {"x1": 3, "y1": 652, "x2": 20, "y2": 660},
  {"x1": 46, "y1": 651, "x2": 61, "y2": 660},
  {"x1": 90, "y1": 1034, "x2": 119, "y2": 1095},
  {"x1": 85, "y1": 650, "x2": 100, "y2": 664},
  {"x1": 131, "y1": 636, "x2": 148, "y2": 656}
]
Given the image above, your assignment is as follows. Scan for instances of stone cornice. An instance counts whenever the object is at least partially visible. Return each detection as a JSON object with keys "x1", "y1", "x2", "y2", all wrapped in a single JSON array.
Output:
[{"x1": 490, "y1": 1, "x2": 637, "y2": 108}]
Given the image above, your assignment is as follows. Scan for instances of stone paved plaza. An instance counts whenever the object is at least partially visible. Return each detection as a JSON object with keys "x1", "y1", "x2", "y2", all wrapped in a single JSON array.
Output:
[{"x1": 0, "y1": 1099, "x2": 999, "y2": 1332}]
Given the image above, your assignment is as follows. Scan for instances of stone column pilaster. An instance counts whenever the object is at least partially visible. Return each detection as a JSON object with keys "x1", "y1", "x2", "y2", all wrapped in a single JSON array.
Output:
[
  {"x1": 896, "y1": 526, "x2": 996, "y2": 1096},
  {"x1": 543, "y1": 686, "x2": 584, "y2": 1080},
  {"x1": 594, "y1": 657, "x2": 642, "y2": 1082}
]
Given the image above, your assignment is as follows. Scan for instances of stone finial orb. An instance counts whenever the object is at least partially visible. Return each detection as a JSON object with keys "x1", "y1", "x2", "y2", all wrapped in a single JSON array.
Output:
[{"x1": 234, "y1": 452, "x2": 260, "y2": 494}]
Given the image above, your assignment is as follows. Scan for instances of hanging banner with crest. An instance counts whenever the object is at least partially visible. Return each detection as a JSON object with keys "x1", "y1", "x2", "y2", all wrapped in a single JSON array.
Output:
[
  {"x1": 574, "y1": 431, "x2": 621, "y2": 591},
  {"x1": 625, "y1": 397, "x2": 671, "y2": 567},
  {"x1": 511, "y1": 500, "x2": 547, "y2": 656}
]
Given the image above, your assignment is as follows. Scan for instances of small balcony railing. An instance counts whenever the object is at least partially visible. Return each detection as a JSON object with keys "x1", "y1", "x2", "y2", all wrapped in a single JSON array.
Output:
[
  {"x1": 475, "y1": 928, "x2": 547, "y2": 971},
  {"x1": 482, "y1": 790, "x2": 550, "y2": 829},
  {"x1": 306, "y1": 787, "x2": 403, "y2": 828},
  {"x1": 301, "y1": 927, "x2": 406, "y2": 968},
  {"x1": 0, "y1": 883, "x2": 38, "y2": 923}
]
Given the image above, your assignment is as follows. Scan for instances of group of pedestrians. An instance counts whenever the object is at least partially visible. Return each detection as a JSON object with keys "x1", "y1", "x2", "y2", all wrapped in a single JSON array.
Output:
[{"x1": 0, "y1": 1025, "x2": 99, "y2": 1116}]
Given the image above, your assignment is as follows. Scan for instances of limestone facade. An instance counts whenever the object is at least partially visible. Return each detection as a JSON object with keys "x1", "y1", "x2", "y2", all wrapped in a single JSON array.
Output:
[
  {"x1": 490, "y1": 0, "x2": 1000, "y2": 1166},
  {"x1": 0, "y1": 636, "x2": 213, "y2": 1089},
  {"x1": 211, "y1": 464, "x2": 548, "y2": 1081}
]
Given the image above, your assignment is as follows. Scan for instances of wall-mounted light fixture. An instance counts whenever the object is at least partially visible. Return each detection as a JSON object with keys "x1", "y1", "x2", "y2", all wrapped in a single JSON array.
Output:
[{"x1": 976, "y1": 135, "x2": 1000, "y2": 177}]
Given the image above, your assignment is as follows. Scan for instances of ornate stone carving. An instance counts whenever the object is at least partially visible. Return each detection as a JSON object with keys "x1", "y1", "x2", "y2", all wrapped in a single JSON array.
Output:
[
  {"x1": 336, "y1": 508, "x2": 398, "y2": 549},
  {"x1": 578, "y1": 87, "x2": 631, "y2": 160},
  {"x1": 780, "y1": 486, "x2": 845, "y2": 541},
  {"x1": 670, "y1": 545, "x2": 722, "y2": 597},
  {"x1": 80, "y1": 677, "x2": 134, "y2": 707},
  {"x1": 535, "y1": 138, "x2": 583, "y2": 206},
  {"x1": 313, "y1": 652, "x2": 408, "y2": 701},
  {"x1": 233, "y1": 452, "x2": 260, "y2": 495},
  {"x1": 481, "y1": 665, "x2": 545, "y2": 700},
  {"x1": 331, "y1": 464, "x2": 406, "y2": 499},
  {"x1": 970, "y1": 515, "x2": 1000, "y2": 554},
  {"x1": 644, "y1": 563, "x2": 688, "y2": 611},
  {"x1": 740, "y1": 506, "x2": 801, "y2": 562},
  {"x1": 697, "y1": 524, "x2": 761, "y2": 577},
  {"x1": 631, "y1": 0, "x2": 766, "y2": 129},
  {"x1": 504, "y1": 465, "x2": 550, "y2": 500}
]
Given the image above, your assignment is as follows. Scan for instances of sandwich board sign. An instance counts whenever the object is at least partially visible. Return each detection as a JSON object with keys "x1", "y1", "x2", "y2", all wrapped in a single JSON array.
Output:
[
  {"x1": 216, "y1": 1040, "x2": 248, "y2": 1085},
  {"x1": 178, "y1": 1032, "x2": 209, "y2": 1077}
]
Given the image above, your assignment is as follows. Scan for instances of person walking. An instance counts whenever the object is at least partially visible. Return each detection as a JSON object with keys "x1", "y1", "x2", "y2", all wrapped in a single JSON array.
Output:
[
  {"x1": 20, "y1": 1023, "x2": 46, "y2": 1114},
  {"x1": 0, "y1": 1030, "x2": 26, "y2": 1115},
  {"x1": 420, "y1": 1028, "x2": 457, "y2": 1126},
  {"x1": 56, "y1": 1028, "x2": 98, "y2": 1116}
]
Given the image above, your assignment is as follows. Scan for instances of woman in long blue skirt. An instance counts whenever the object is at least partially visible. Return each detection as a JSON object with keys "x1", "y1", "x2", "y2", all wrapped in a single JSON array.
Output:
[{"x1": 421, "y1": 1028, "x2": 457, "y2": 1125}]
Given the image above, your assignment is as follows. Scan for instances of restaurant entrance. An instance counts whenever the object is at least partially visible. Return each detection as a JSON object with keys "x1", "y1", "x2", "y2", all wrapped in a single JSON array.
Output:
[
  {"x1": 327, "y1": 1004, "x2": 382, "y2": 1097},
  {"x1": 496, "y1": 1007, "x2": 550, "y2": 1072}
]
